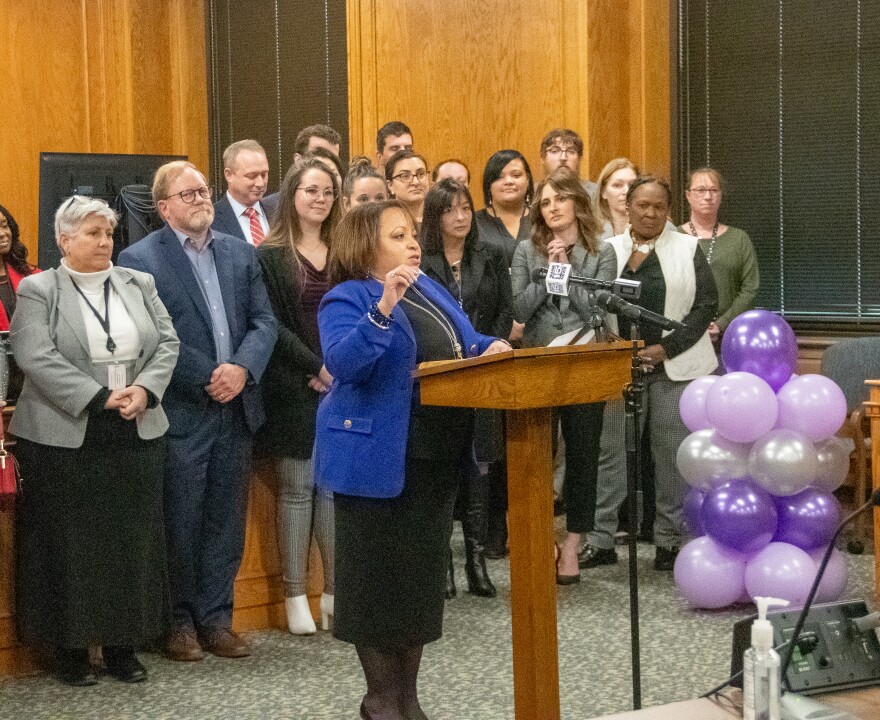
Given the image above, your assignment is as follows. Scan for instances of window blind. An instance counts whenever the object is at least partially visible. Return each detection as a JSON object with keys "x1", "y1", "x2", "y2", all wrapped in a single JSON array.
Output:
[{"x1": 674, "y1": 0, "x2": 879, "y2": 323}]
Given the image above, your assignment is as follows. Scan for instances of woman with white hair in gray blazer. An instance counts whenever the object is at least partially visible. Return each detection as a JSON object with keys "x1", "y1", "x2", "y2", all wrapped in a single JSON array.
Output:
[{"x1": 10, "y1": 196, "x2": 179, "y2": 686}]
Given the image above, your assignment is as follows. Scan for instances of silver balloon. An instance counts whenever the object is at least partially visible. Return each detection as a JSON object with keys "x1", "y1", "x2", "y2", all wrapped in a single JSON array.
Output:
[
  {"x1": 676, "y1": 429, "x2": 751, "y2": 491},
  {"x1": 813, "y1": 437, "x2": 851, "y2": 493},
  {"x1": 748, "y1": 429, "x2": 818, "y2": 497}
]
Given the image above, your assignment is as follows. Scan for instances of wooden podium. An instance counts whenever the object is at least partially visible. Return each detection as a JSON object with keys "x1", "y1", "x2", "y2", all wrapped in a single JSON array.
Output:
[{"x1": 416, "y1": 341, "x2": 634, "y2": 720}]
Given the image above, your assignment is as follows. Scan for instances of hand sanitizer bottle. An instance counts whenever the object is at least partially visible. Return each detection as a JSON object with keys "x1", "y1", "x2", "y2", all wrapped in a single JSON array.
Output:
[{"x1": 743, "y1": 596, "x2": 789, "y2": 720}]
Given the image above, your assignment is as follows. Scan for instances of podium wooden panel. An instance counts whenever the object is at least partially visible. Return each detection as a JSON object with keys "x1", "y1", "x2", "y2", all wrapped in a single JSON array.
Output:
[{"x1": 417, "y1": 342, "x2": 633, "y2": 720}]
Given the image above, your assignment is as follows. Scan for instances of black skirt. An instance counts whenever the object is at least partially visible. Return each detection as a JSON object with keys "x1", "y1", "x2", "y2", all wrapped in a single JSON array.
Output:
[
  {"x1": 333, "y1": 455, "x2": 459, "y2": 649},
  {"x1": 15, "y1": 410, "x2": 169, "y2": 649}
]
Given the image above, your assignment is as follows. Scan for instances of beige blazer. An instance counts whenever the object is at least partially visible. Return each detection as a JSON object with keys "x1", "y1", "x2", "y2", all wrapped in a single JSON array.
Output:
[{"x1": 9, "y1": 266, "x2": 180, "y2": 447}]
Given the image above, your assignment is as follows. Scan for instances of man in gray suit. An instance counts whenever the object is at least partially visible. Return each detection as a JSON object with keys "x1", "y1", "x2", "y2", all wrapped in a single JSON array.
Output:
[{"x1": 212, "y1": 140, "x2": 274, "y2": 245}]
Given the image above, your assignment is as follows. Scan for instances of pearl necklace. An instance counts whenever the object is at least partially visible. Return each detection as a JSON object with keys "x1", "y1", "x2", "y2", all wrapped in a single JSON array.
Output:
[
  {"x1": 630, "y1": 230, "x2": 657, "y2": 254},
  {"x1": 688, "y1": 221, "x2": 719, "y2": 264}
]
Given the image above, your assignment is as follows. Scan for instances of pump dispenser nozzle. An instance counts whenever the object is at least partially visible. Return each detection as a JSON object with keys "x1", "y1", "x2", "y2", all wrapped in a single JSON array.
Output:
[{"x1": 752, "y1": 597, "x2": 790, "y2": 651}]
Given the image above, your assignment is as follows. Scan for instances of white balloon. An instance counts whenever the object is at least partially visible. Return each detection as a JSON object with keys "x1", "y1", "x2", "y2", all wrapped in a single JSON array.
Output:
[
  {"x1": 813, "y1": 437, "x2": 852, "y2": 493},
  {"x1": 748, "y1": 429, "x2": 818, "y2": 497},
  {"x1": 676, "y1": 429, "x2": 751, "y2": 491}
]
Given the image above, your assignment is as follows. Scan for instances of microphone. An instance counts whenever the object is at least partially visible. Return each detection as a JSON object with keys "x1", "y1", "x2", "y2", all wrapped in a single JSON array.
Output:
[
  {"x1": 594, "y1": 290, "x2": 688, "y2": 333},
  {"x1": 531, "y1": 265, "x2": 614, "y2": 291},
  {"x1": 780, "y1": 488, "x2": 880, "y2": 683}
]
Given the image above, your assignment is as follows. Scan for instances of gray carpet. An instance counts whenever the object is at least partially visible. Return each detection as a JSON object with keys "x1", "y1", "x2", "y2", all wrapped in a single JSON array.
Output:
[{"x1": 0, "y1": 531, "x2": 875, "y2": 720}]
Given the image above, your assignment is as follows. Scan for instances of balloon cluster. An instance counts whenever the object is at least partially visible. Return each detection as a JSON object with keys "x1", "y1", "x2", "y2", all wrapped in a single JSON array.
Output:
[{"x1": 673, "y1": 310, "x2": 850, "y2": 609}]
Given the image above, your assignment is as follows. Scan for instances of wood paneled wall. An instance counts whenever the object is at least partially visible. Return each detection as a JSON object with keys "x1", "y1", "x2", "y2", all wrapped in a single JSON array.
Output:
[
  {"x1": 347, "y1": 0, "x2": 671, "y2": 200},
  {"x1": 0, "y1": 0, "x2": 208, "y2": 263}
]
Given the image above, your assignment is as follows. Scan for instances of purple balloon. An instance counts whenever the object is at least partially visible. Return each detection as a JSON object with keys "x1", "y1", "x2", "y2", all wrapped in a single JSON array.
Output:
[
  {"x1": 683, "y1": 487, "x2": 706, "y2": 537},
  {"x1": 721, "y1": 311, "x2": 798, "y2": 392},
  {"x1": 775, "y1": 488, "x2": 841, "y2": 550},
  {"x1": 705, "y1": 372, "x2": 779, "y2": 443},
  {"x1": 680, "y1": 375, "x2": 720, "y2": 432},
  {"x1": 701, "y1": 479, "x2": 778, "y2": 553},
  {"x1": 808, "y1": 547, "x2": 849, "y2": 603},
  {"x1": 776, "y1": 374, "x2": 849, "y2": 442},
  {"x1": 745, "y1": 542, "x2": 816, "y2": 605},
  {"x1": 674, "y1": 536, "x2": 747, "y2": 609}
]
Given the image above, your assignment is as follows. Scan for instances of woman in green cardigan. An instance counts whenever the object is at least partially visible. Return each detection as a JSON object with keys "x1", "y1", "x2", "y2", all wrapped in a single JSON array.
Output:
[{"x1": 680, "y1": 167, "x2": 759, "y2": 352}]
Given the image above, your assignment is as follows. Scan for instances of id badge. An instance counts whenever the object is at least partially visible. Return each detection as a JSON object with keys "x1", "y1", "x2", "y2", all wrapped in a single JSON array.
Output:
[{"x1": 107, "y1": 363, "x2": 127, "y2": 391}]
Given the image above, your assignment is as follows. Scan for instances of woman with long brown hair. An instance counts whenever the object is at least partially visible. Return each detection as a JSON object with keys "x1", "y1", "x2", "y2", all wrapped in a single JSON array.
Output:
[
  {"x1": 511, "y1": 168, "x2": 616, "y2": 584},
  {"x1": 257, "y1": 158, "x2": 341, "y2": 634}
]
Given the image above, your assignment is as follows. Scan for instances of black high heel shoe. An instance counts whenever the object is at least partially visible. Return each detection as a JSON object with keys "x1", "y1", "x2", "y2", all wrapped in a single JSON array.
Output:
[
  {"x1": 555, "y1": 542, "x2": 580, "y2": 586},
  {"x1": 103, "y1": 645, "x2": 147, "y2": 683},
  {"x1": 55, "y1": 648, "x2": 98, "y2": 687},
  {"x1": 445, "y1": 548, "x2": 457, "y2": 600}
]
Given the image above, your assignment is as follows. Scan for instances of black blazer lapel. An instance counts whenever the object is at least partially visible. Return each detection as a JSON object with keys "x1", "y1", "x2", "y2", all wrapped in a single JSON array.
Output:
[{"x1": 462, "y1": 242, "x2": 487, "y2": 309}]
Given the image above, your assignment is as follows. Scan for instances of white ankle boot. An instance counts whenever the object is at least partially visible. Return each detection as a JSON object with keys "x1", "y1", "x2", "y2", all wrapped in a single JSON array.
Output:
[
  {"x1": 285, "y1": 595, "x2": 316, "y2": 635},
  {"x1": 320, "y1": 593, "x2": 334, "y2": 631}
]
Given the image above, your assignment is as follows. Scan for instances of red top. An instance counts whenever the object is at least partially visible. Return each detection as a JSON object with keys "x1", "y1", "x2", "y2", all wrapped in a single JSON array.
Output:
[{"x1": 0, "y1": 263, "x2": 41, "y2": 331}]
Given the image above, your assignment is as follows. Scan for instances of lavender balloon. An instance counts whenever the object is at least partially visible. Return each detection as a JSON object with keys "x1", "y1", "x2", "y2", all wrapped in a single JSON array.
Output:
[
  {"x1": 674, "y1": 536, "x2": 747, "y2": 609},
  {"x1": 683, "y1": 487, "x2": 706, "y2": 537},
  {"x1": 702, "y1": 479, "x2": 778, "y2": 553},
  {"x1": 705, "y1": 372, "x2": 779, "y2": 443},
  {"x1": 808, "y1": 547, "x2": 849, "y2": 603},
  {"x1": 776, "y1": 374, "x2": 848, "y2": 442},
  {"x1": 745, "y1": 542, "x2": 816, "y2": 605},
  {"x1": 748, "y1": 429, "x2": 818, "y2": 497},
  {"x1": 679, "y1": 375, "x2": 720, "y2": 432},
  {"x1": 813, "y1": 437, "x2": 851, "y2": 493},
  {"x1": 775, "y1": 488, "x2": 841, "y2": 550},
  {"x1": 721, "y1": 310, "x2": 798, "y2": 392},
  {"x1": 676, "y1": 429, "x2": 751, "y2": 490}
]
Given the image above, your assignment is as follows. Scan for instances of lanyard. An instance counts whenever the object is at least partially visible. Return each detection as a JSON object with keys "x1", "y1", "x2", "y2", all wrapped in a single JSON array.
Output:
[{"x1": 71, "y1": 278, "x2": 117, "y2": 355}]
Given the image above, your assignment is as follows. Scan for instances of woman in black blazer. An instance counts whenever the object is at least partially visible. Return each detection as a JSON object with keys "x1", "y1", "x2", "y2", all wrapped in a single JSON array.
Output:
[
  {"x1": 257, "y1": 158, "x2": 341, "y2": 634},
  {"x1": 418, "y1": 179, "x2": 513, "y2": 598}
]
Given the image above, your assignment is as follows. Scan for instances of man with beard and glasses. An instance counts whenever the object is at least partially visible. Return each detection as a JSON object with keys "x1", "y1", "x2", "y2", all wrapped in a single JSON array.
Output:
[{"x1": 118, "y1": 161, "x2": 277, "y2": 662}]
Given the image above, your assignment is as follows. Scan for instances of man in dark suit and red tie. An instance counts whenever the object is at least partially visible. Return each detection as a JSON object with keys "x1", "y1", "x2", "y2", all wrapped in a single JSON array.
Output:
[
  {"x1": 212, "y1": 140, "x2": 276, "y2": 245},
  {"x1": 118, "y1": 161, "x2": 277, "y2": 661}
]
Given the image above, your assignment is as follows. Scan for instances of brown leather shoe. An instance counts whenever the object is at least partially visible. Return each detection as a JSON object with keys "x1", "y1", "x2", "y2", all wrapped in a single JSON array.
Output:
[
  {"x1": 200, "y1": 628, "x2": 251, "y2": 658},
  {"x1": 166, "y1": 628, "x2": 205, "y2": 662}
]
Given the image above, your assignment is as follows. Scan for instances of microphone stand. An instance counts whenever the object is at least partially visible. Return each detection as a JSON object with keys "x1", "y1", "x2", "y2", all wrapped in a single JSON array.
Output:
[
  {"x1": 623, "y1": 320, "x2": 644, "y2": 710},
  {"x1": 586, "y1": 290, "x2": 608, "y2": 343},
  {"x1": 602, "y1": 303, "x2": 681, "y2": 711}
]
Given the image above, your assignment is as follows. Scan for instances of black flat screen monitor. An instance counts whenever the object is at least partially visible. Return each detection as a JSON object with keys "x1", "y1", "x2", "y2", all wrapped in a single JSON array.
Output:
[{"x1": 38, "y1": 152, "x2": 186, "y2": 269}]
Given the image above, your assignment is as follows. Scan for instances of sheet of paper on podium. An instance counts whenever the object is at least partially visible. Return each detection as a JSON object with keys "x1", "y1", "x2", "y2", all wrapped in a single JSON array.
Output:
[{"x1": 547, "y1": 327, "x2": 595, "y2": 347}]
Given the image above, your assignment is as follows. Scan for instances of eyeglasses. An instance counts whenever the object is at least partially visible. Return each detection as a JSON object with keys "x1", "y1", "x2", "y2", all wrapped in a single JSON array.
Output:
[
  {"x1": 688, "y1": 187, "x2": 720, "y2": 196},
  {"x1": 545, "y1": 146, "x2": 579, "y2": 158},
  {"x1": 166, "y1": 186, "x2": 212, "y2": 203},
  {"x1": 391, "y1": 169, "x2": 428, "y2": 183},
  {"x1": 296, "y1": 186, "x2": 338, "y2": 201}
]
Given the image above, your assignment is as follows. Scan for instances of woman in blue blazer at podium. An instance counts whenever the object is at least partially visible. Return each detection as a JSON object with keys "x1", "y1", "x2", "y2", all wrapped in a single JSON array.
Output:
[{"x1": 315, "y1": 199, "x2": 509, "y2": 720}]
